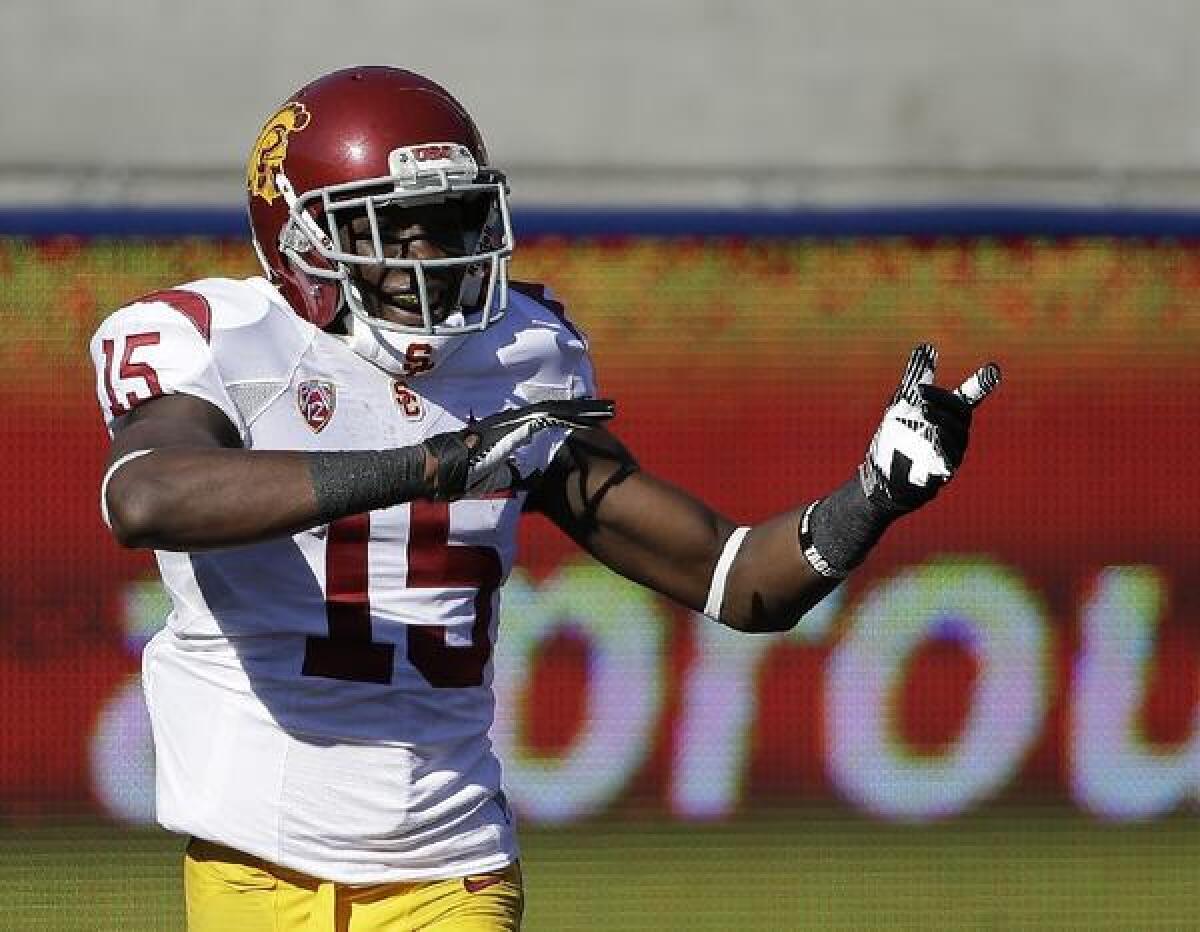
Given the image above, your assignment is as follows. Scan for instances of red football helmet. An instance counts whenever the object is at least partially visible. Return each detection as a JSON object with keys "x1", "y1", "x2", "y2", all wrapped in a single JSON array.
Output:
[{"x1": 246, "y1": 66, "x2": 512, "y2": 333}]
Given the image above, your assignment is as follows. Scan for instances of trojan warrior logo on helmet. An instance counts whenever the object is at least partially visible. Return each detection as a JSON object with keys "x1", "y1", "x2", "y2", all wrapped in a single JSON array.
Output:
[{"x1": 247, "y1": 103, "x2": 312, "y2": 204}]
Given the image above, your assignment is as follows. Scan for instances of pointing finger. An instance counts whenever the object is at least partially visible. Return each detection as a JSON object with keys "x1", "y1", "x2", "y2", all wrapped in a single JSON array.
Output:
[{"x1": 953, "y1": 362, "x2": 1002, "y2": 408}]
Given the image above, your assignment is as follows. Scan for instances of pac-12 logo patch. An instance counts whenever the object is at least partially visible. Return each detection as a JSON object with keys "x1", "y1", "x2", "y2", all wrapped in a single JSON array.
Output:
[
  {"x1": 298, "y1": 379, "x2": 336, "y2": 433},
  {"x1": 247, "y1": 102, "x2": 311, "y2": 204}
]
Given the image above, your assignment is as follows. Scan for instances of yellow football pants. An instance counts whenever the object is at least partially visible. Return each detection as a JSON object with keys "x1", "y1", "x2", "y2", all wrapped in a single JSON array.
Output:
[{"x1": 184, "y1": 838, "x2": 524, "y2": 932}]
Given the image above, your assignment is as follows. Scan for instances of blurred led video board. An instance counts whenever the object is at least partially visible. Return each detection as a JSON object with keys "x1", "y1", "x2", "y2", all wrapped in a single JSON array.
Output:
[{"x1": 0, "y1": 233, "x2": 1197, "y2": 825}]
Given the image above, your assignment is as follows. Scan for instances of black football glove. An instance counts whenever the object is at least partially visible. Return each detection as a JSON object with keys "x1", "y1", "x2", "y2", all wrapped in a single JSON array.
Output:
[
  {"x1": 859, "y1": 343, "x2": 1000, "y2": 512},
  {"x1": 425, "y1": 398, "x2": 616, "y2": 499}
]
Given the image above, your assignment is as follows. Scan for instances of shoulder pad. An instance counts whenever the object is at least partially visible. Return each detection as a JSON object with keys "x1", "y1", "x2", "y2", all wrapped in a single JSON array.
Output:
[
  {"x1": 477, "y1": 282, "x2": 596, "y2": 399},
  {"x1": 506, "y1": 282, "x2": 589, "y2": 348},
  {"x1": 127, "y1": 277, "x2": 314, "y2": 386},
  {"x1": 95, "y1": 277, "x2": 315, "y2": 429}
]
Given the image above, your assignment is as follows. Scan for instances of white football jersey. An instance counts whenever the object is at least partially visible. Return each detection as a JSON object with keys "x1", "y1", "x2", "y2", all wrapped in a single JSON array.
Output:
[{"x1": 89, "y1": 277, "x2": 595, "y2": 882}]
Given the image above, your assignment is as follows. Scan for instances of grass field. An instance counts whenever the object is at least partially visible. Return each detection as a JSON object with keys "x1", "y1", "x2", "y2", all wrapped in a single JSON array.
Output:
[{"x1": 1, "y1": 810, "x2": 1196, "y2": 930}]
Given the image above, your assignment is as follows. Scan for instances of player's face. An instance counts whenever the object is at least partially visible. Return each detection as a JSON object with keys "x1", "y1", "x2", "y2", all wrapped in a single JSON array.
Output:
[{"x1": 340, "y1": 201, "x2": 469, "y2": 327}]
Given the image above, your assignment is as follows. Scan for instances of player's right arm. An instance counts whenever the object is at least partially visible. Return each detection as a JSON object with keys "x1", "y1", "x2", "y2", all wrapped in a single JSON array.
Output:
[
  {"x1": 91, "y1": 295, "x2": 426, "y2": 550},
  {"x1": 93, "y1": 297, "x2": 612, "y2": 551},
  {"x1": 103, "y1": 393, "x2": 372, "y2": 550},
  {"x1": 103, "y1": 394, "x2": 614, "y2": 552}
]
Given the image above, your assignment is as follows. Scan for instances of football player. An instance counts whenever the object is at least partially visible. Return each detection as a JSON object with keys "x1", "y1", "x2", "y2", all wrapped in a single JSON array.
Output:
[{"x1": 91, "y1": 66, "x2": 998, "y2": 932}]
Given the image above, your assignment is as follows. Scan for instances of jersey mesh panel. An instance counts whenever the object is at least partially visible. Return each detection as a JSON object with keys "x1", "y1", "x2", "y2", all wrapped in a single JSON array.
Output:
[{"x1": 228, "y1": 381, "x2": 287, "y2": 424}]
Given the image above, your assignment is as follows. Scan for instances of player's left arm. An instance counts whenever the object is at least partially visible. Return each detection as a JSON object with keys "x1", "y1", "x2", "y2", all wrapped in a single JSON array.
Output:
[
  {"x1": 529, "y1": 345, "x2": 999, "y2": 633},
  {"x1": 528, "y1": 427, "x2": 840, "y2": 632}
]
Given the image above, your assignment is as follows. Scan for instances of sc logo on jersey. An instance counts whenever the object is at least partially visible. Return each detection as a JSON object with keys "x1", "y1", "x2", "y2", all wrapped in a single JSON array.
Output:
[
  {"x1": 392, "y1": 380, "x2": 425, "y2": 421},
  {"x1": 298, "y1": 379, "x2": 336, "y2": 433}
]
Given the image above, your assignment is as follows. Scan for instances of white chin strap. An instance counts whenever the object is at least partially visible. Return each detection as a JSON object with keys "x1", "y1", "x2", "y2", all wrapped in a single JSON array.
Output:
[{"x1": 344, "y1": 312, "x2": 471, "y2": 377}]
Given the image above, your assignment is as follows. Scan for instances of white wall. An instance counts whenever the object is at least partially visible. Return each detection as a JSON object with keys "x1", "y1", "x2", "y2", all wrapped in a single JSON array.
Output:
[{"x1": 5, "y1": 0, "x2": 1200, "y2": 205}]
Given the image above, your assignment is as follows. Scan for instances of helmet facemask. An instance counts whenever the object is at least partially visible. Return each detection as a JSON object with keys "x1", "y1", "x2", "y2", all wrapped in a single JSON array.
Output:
[{"x1": 274, "y1": 143, "x2": 513, "y2": 336}]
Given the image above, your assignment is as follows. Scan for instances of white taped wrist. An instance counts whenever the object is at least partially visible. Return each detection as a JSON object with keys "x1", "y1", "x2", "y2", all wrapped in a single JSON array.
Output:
[
  {"x1": 703, "y1": 526, "x2": 751, "y2": 621},
  {"x1": 100, "y1": 449, "x2": 154, "y2": 528}
]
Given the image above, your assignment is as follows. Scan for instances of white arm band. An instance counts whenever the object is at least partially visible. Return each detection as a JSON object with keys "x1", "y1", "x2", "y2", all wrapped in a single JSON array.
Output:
[
  {"x1": 99, "y1": 449, "x2": 155, "y2": 528},
  {"x1": 703, "y1": 526, "x2": 751, "y2": 621}
]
